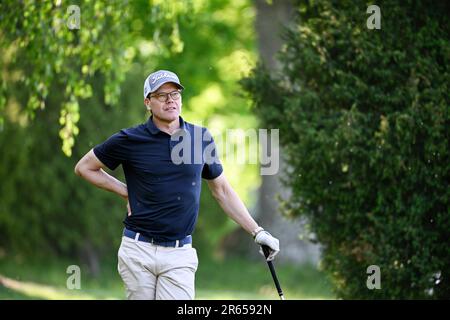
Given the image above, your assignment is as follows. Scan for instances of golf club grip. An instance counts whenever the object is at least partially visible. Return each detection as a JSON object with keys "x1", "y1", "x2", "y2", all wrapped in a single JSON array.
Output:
[
  {"x1": 261, "y1": 245, "x2": 284, "y2": 299},
  {"x1": 261, "y1": 245, "x2": 271, "y2": 259}
]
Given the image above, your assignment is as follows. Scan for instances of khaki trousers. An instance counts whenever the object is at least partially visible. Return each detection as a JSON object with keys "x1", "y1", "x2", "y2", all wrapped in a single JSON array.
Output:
[{"x1": 117, "y1": 236, "x2": 198, "y2": 300}]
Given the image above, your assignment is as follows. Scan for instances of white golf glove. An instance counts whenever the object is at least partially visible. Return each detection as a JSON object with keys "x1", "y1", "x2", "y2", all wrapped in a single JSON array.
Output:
[{"x1": 254, "y1": 230, "x2": 280, "y2": 261}]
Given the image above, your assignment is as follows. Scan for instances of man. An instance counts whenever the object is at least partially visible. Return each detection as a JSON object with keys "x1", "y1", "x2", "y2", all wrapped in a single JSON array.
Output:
[{"x1": 74, "y1": 70, "x2": 280, "y2": 300}]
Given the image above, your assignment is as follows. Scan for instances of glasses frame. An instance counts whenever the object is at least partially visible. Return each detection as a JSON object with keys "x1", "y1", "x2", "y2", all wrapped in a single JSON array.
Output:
[{"x1": 149, "y1": 90, "x2": 182, "y2": 102}]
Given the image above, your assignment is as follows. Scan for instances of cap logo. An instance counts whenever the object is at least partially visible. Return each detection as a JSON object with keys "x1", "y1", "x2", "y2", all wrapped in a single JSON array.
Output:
[{"x1": 151, "y1": 72, "x2": 177, "y2": 85}]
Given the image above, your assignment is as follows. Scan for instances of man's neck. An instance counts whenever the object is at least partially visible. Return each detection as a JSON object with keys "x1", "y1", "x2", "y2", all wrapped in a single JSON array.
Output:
[{"x1": 152, "y1": 116, "x2": 180, "y2": 135}]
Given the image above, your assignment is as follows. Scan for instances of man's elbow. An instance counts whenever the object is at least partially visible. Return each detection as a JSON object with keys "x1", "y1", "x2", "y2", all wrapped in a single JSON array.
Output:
[
  {"x1": 74, "y1": 161, "x2": 90, "y2": 177},
  {"x1": 74, "y1": 162, "x2": 83, "y2": 176}
]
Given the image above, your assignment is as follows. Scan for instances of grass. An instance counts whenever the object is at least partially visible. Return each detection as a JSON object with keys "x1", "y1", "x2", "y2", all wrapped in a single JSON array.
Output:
[
  {"x1": 196, "y1": 256, "x2": 333, "y2": 299},
  {"x1": 0, "y1": 255, "x2": 334, "y2": 300}
]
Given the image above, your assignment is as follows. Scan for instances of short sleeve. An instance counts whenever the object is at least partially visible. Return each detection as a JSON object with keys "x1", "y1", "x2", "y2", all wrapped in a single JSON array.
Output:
[
  {"x1": 201, "y1": 129, "x2": 223, "y2": 180},
  {"x1": 93, "y1": 131, "x2": 129, "y2": 170}
]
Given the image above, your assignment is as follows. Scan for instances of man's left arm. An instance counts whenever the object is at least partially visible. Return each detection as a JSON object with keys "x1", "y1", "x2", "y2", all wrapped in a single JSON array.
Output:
[{"x1": 206, "y1": 172, "x2": 280, "y2": 260}]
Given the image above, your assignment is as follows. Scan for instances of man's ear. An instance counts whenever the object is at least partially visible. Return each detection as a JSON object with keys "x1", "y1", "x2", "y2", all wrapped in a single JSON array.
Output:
[{"x1": 144, "y1": 98, "x2": 151, "y2": 110}]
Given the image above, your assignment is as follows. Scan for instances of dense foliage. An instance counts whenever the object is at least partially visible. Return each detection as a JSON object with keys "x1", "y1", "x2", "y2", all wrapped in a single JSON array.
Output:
[
  {"x1": 0, "y1": 0, "x2": 259, "y2": 269},
  {"x1": 242, "y1": 0, "x2": 449, "y2": 298}
]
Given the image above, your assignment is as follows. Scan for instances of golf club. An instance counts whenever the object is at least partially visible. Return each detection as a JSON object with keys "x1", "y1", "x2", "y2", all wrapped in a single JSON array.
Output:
[{"x1": 261, "y1": 245, "x2": 285, "y2": 300}]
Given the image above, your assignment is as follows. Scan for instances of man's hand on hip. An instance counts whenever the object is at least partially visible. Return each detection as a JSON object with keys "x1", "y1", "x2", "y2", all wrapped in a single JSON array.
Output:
[
  {"x1": 127, "y1": 200, "x2": 131, "y2": 216},
  {"x1": 254, "y1": 230, "x2": 280, "y2": 261}
]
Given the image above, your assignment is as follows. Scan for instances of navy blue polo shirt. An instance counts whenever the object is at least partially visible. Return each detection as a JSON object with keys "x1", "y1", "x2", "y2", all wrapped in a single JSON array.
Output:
[{"x1": 93, "y1": 116, "x2": 223, "y2": 241}]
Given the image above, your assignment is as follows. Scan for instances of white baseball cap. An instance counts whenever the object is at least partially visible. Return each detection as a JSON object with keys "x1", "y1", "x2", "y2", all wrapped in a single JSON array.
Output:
[{"x1": 143, "y1": 70, "x2": 184, "y2": 98}]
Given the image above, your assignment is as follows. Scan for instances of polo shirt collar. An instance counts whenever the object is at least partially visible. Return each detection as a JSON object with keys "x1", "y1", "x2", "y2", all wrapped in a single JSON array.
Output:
[{"x1": 146, "y1": 116, "x2": 187, "y2": 135}]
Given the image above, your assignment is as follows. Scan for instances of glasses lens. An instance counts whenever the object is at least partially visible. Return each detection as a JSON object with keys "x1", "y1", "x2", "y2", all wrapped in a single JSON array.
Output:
[
  {"x1": 156, "y1": 94, "x2": 167, "y2": 102},
  {"x1": 153, "y1": 91, "x2": 181, "y2": 102},
  {"x1": 170, "y1": 91, "x2": 180, "y2": 100}
]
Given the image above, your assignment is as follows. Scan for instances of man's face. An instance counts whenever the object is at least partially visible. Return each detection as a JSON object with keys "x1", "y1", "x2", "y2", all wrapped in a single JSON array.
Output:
[{"x1": 144, "y1": 82, "x2": 182, "y2": 122}]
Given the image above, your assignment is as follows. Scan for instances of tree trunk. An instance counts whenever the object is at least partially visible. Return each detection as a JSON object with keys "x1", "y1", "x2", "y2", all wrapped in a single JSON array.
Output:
[{"x1": 253, "y1": 0, "x2": 321, "y2": 264}]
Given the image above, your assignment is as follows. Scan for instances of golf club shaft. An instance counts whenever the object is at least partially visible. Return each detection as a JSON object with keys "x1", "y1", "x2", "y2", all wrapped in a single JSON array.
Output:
[{"x1": 262, "y1": 245, "x2": 285, "y2": 300}]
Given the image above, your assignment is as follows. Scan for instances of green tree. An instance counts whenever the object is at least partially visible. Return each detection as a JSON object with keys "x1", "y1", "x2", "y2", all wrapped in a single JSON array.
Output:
[
  {"x1": 242, "y1": 0, "x2": 449, "y2": 298},
  {"x1": 0, "y1": 0, "x2": 260, "y2": 267},
  {"x1": 0, "y1": 0, "x2": 191, "y2": 156},
  {"x1": 0, "y1": 0, "x2": 195, "y2": 270}
]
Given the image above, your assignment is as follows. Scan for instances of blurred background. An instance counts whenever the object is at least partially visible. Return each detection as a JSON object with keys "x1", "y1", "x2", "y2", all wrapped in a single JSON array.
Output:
[{"x1": 0, "y1": 0, "x2": 448, "y2": 299}]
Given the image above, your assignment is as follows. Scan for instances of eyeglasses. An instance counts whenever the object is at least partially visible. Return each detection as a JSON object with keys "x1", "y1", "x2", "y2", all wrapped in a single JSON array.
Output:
[{"x1": 150, "y1": 90, "x2": 181, "y2": 102}]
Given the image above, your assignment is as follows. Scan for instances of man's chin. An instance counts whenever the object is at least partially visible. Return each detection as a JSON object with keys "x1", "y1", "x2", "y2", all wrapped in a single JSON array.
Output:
[{"x1": 158, "y1": 113, "x2": 179, "y2": 122}]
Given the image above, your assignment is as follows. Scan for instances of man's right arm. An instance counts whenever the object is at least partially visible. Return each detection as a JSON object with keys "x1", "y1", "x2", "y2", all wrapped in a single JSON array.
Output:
[{"x1": 74, "y1": 149, "x2": 128, "y2": 201}]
